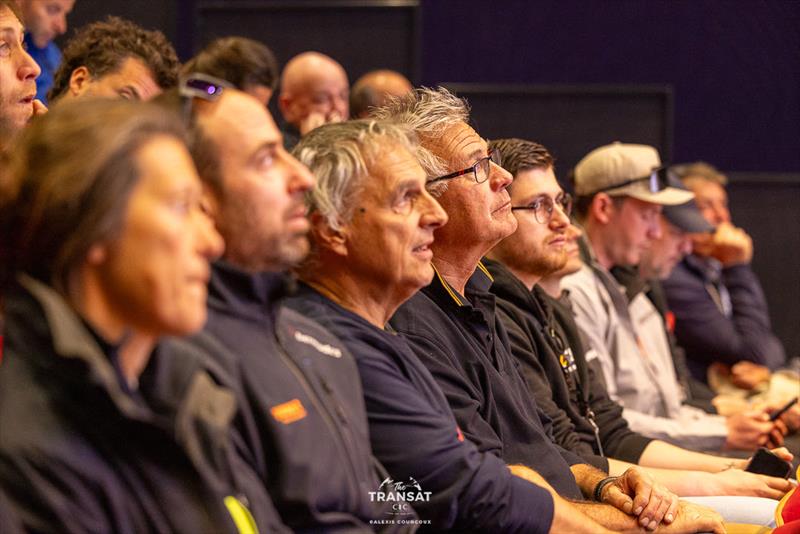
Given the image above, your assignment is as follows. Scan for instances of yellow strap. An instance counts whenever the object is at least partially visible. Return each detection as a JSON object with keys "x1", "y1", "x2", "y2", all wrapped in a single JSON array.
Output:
[
  {"x1": 224, "y1": 496, "x2": 260, "y2": 534},
  {"x1": 432, "y1": 263, "x2": 463, "y2": 306},
  {"x1": 476, "y1": 260, "x2": 494, "y2": 282}
]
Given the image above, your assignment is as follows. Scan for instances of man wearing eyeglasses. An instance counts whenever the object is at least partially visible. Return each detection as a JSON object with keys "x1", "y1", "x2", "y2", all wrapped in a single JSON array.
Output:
[
  {"x1": 561, "y1": 142, "x2": 779, "y2": 453},
  {"x1": 482, "y1": 138, "x2": 794, "y2": 519},
  {"x1": 377, "y1": 89, "x2": 729, "y2": 533}
]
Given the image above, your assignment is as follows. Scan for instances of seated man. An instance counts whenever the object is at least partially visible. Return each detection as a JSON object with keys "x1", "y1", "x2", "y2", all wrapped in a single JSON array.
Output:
[
  {"x1": 17, "y1": 0, "x2": 74, "y2": 103},
  {"x1": 621, "y1": 182, "x2": 718, "y2": 413},
  {"x1": 0, "y1": 0, "x2": 43, "y2": 156},
  {"x1": 278, "y1": 51, "x2": 349, "y2": 149},
  {"x1": 663, "y1": 162, "x2": 786, "y2": 387},
  {"x1": 289, "y1": 118, "x2": 725, "y2": 534},
  {"x1": 159, "y1": 77, "x2": 406, "y2": 531},
  {"x1": 48, "y1": 16, "x2": 178, "y2": 103},
  {"x1": 182, "y1": 36, "x2": 278, "y2": 106},
  {"x1": 561, "y1": 142, "x2": 781, "y2": 452},
  {"x1": 484, "y1": 137, "x2": 793, "y2": 510},
  {"x1": 371, "y1": 87, "x2": 730, "y2": 532},
  {"x1": 349, "y1": 69, "x2": 412, "y2": 118}
]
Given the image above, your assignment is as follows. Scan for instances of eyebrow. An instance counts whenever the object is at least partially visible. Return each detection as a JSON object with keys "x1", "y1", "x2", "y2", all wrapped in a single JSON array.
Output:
[
  {"x1": 249, "y1": 140, "x2": 279, "y2": 160},
  {"x1": 119, "y1": 85, "x2": 142, "y2": 99},
  {"x1": 0, "y1": 27, "x2": 20, "y2": 39}
]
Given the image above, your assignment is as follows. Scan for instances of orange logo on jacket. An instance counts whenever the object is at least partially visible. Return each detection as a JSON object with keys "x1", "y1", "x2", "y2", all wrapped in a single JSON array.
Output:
[{"x1": 270, "y1": 399, "x2": 307, "y2": 424}]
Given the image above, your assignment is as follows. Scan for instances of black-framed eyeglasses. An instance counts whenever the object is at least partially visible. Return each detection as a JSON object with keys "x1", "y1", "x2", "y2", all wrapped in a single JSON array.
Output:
[
  {"x1": 428, "y1": 149, "x2": 502, "y2": 185},
  {"x1": 511, "y1": 192, "x2": 573, "y2": 224},
  {"x1": 589, "y1": 166, "x2": 669, "y2": 196},
  {"x1": 179, "y1": 73, "x2": 233, "y2": 125}
]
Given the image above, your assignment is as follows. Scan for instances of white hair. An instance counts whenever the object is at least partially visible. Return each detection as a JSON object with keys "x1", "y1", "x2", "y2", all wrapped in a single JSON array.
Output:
[
  {"x1": 293, "y1": 119, "x2": 417, "y2": 232},
  {"x1": 372, "y1": 86, "x2": 470, "y2": 197}
]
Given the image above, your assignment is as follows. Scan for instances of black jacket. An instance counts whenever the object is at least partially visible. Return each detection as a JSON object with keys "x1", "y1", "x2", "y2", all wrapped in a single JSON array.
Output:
[
  {"x1": 389, "y1": 264, "x2": 583, "y2": 500},
  {"x1": 286, "y1": 283, "x2": 555, "y2": 533},
  {"x1": 0, "y1": 275, "x2": 282, "y2": 534},
  {"x1": 179, "y1": 262, "x2": 405, "y2": 532},
  {"x1": 486, "y1": 259, "x2": 653, "y2": 467}
]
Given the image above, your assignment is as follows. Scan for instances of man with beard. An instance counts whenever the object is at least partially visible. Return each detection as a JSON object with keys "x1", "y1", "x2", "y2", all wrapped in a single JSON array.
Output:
[
  {"x1": 375, "y1": 88, "x2": 731, "y2": 532},
  {"x1": 561, "y1": 142, "x2": 780, "y2": 453},
  {"x1": 483, "y1": 138, "x2": 793, "y2": 522},
  {"x1": 158, "y1": 77, "x2": 410, "y2": 531}
]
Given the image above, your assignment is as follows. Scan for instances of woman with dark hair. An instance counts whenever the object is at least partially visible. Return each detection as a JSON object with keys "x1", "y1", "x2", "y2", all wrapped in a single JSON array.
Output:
[{"x1": 0, "y1": 98, "x2": 285, "y2": 533}]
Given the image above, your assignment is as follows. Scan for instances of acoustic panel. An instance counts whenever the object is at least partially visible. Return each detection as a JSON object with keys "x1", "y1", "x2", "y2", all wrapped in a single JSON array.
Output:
[{"x1": 442, "y1": 84, "x2": 673, "y2": 182}]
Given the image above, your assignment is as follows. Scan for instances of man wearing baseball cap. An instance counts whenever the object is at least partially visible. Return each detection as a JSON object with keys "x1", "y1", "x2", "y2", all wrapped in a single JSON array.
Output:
[
  {"x1": 614, "y1": 175, "x2": 717, "y2": 413},
  {"x1": 561, "y1": 142, "x2": 780, "y2": 452}
]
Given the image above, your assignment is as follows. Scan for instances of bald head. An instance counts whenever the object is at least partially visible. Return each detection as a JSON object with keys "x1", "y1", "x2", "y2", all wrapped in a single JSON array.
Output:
[
  {"x1": 350, "y1": 69, "x2": 412, "y2": 118},
  {"x1": 278, "y1": 51, "x2": 349, "y2": 133}
]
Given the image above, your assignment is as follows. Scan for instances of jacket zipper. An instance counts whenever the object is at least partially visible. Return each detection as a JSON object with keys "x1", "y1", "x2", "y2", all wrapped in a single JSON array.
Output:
[{"x1": 273, "y1": 336, "x2": 362, "y2": 501}]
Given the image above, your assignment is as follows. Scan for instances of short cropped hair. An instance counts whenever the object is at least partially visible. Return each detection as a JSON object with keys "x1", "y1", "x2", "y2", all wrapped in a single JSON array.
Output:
[
  {"x1": 293, "y1": 119, "x2": 417, "y2": 233},
  {"x1": 372, "y1": 86, "x2": 469, "y2": 196},
  {"x1": 488, "y1": 138, "x2": 554, "y2": 193},
  {"x1": 0, "y1": 99, "x2": 185, "y2": 297},
  {"x1": 672, "y1": 161, "x2": 729, "y2": 187},
  {"x1": 49, "y1": 16, "x2": 180, "y2": 101},
  {"x1": 349, "y1": 84, "x2": 381, "y2": 119},
  {"x1": 182, "y1": 37, "x2": 279, "y2": 92}
]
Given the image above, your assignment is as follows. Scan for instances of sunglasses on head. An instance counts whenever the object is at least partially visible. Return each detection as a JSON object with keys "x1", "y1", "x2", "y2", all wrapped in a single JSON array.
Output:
[
  {"x1": 590, "y1": 166, "x2": 670, "y2": 196},
  {"x1": 179, "y1": 73, "x2": 234, "y2": 124}
]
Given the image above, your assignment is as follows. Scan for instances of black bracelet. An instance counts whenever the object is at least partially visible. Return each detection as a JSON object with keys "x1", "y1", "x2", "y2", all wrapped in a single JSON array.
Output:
[{"x1": 593, "y1": 476, "x2": 618, "y2": 502}]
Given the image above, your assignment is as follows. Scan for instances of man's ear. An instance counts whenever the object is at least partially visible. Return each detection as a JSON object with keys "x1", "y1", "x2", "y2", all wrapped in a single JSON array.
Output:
[
  {"x1": 68, "y1": 66, "x2": 93, "y2": 97},
  {"x1": 277, "y1": 92, "x2": 294, "y2": 122},
  {"x1": 309, "y1": 211, "x2": 348, "y2": 257},
  {"x1": 590, "y1": 193, "x2": 616, "y2": 225}
]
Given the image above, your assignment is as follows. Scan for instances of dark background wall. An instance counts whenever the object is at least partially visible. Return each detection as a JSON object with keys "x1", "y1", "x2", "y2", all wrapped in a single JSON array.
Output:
[{"x1": 63, "y1": 0, "x2": 800, "y2": 358}]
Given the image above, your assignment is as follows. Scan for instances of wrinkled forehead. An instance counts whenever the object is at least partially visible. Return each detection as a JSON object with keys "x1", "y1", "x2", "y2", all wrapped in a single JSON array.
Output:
[
  {"x1": 200, "y1": 91, "x2": 280, "y2": 148},
  {"x1": 0, "y1": 5, "x2": 24, "y2": 34},
  {"x1": 425, "y1": 122, "x2": 486, "y2": 167},
  {"x1": 367, "y1": 141, "x2": 425, "y2": 189}
]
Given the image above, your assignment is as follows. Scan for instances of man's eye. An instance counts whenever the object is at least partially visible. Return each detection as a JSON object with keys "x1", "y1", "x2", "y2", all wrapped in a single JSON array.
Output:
[{"x1": 0, "y1": 43, "x2": 10, "y2": 56}]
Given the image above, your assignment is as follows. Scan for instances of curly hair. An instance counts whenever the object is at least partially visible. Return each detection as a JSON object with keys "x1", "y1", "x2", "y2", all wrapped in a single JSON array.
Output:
[{"x1": 48, "y1": 16, "x2": 179, "y2": 101}]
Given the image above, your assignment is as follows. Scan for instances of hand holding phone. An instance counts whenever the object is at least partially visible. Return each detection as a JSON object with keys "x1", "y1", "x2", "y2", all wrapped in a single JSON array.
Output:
[
  {"x1": 744, "y1": 447, "x2": 792, "y2": 478},
  {"x1": 770, "y1": 396, "x2": 799, "y2": 422}
]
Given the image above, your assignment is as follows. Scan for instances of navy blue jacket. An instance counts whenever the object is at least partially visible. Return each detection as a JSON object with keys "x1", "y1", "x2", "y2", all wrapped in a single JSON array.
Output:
[
  {"x1": 287, "y1": 283, "x2": 556, "y2": 533},
  {"x1": 662, "y1": 256, "x2": 786, "y2": 381},
  {"x1": 389, "y1": 264, "x2": 583, "y2": 500},
  {"x1": 0, "y1": 275, "x2": 282, "y2": 534},
  {"x1": 180, "y1": 262, "x2": 407, "y2": 532}
]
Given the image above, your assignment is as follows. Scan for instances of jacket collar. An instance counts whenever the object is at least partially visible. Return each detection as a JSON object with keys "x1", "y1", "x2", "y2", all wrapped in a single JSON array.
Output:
[
  {"x1": 424, "y1": 260, "x2": 494, "y2": 308},
  {"x1": 207, "y1": 260, "x2": 293, "y2": 322},
  {"x1": 17, "y1": 274, "x2": 237, "y2": 434},
  {"x1": 610, "y1": 265, "x2": 649, "y2": 303},
  {"x1": 484, "y1": 258, "x2": 554, "y2": 326},
  {"x1": 17, "y1": 273, "x2": 152, "y2": 419}
]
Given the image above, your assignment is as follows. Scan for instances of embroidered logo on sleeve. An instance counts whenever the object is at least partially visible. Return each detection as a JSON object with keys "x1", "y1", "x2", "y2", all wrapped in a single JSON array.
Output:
[{"x1": 270, "y1": 398, "x2": 307, "y2": 424}]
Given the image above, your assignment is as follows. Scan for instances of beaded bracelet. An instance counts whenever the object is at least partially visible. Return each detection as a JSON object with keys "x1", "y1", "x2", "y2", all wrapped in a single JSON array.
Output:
[{"x1": 593, "y1": 476, "x2": 618, "y2": 502}]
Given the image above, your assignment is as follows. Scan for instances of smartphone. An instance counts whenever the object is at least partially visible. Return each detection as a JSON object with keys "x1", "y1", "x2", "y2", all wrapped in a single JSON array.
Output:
[
  {"x1": 744, "y1": 447, "x2": 792, "y2": 478},
  {"x1": 769, "y1": 396, "x2": 799, "y2": 422}
]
